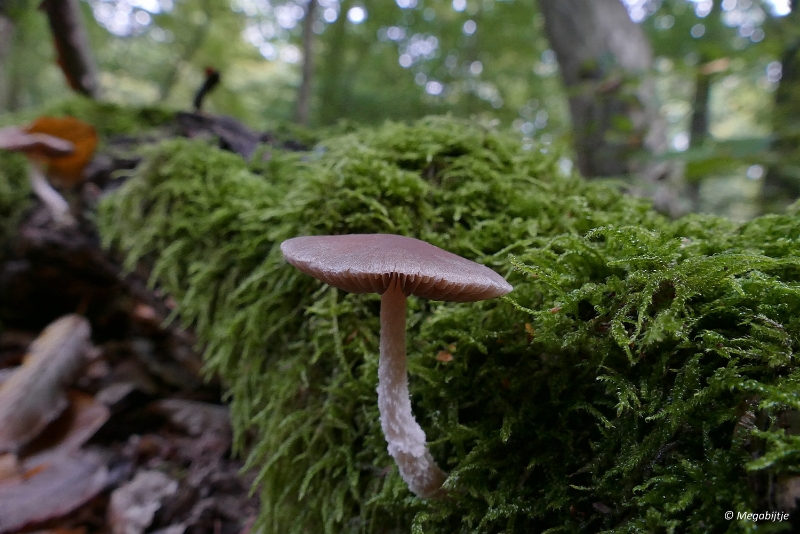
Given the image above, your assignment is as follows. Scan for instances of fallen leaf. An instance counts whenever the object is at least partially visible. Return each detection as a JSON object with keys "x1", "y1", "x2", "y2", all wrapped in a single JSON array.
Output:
[
  {"x1": 108, "y1": 470, "x2": 179, "y2": 534},
  {"x1": 436, "y1": 351, "x2": 453, "y2": 363},
  {"x1": 525, "y1": 323, "x2": 535, "y2": 336},
  {"x1": 132, "y1": 303, "x2": 158, "y2": 323},
  {"x1": 592, "y1": 502, "x2": 612, "y2": 514},
  {"x1": 27, "y1": 528, "x2": 86, "y2": 534},
  {"x1": 0, "y1": 454, "x2": 18, "y2": 482},
  {"x1": 0, "y1": 315, "x2": 91, "y2": 453},
  {"x1": 0, "y1": 368, "x2": 15, "y2": 386},
  {"x1": 0, "y1": 449, "x2": 108, "y2": 533},
  {"x1": 346, "y1": 329, "x2": 358, "y2": 343},
  {"x1": 150, "y1": 399, "x2": 230, "y2": 438},
  {"x1": 776, "y1": 475, "x2": 800, "y2": 511},
  {"x1": 23, "y1": 390, "x2": 110, "y2": 457}
]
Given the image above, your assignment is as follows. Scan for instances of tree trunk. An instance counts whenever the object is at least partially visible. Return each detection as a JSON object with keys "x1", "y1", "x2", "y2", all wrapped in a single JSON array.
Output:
[
  {"x1": 295, "y1": 0, "x2": 318, "y2": 125},
  {"x1": 318, "y1": 0, "x2": 351, "y2": 125},
  {"x1": 763, "y1": 0, "x2": 800, "y2": 212},
  {"x1": 39, "y1": 0, "x2": 100, "y2": 99},
  {"x1": 538, "y1": 0, "x2": 679, "y2": 215},
  {"x1": 686, "y1": 68, "x2": 712, "y2": 211}
]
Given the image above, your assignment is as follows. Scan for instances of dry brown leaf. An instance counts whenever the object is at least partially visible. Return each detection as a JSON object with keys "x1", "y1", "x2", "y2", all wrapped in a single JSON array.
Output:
[
  {"x1": 27, "y1": 528, "x2": 86, "y2": 534},
  {"x1": 24, "y1": 390, "x2": 110, "y2": 458},
  {"x1": 108, "y1": 470, "x2": 178, "y2": 534},
  {"x1": 436, "y1": 351, "x2": 453, "y2": 363},
  {"x1": 524, "y1": 323, "x2": 535, "y2": 336},
  {"x1": 0, "y1": 454, "x2": 19, "y2": 482},
  {"x1": 150, "y1": 399, "x2": 230, "y2": 438},
  {"x1": 0, "y1": 368, "x2": 15, "y2": 386},
  {"x1": 776, "y1": 475, "x2": 800, "y2": 511},
  {"x1": 132, "y1": 303, "x2": 158, "y2": 323},
  {"x1": 0, "y1": 315, "x2": 91, "y2": 453},
  {"x1": 0, "y1": 449, "x2": 108, "y2": 533}
]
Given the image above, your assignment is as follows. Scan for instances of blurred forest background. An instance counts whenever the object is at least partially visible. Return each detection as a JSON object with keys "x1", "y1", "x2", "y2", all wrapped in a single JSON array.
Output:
[{"x1": 1, "y1": 0, "x2": 799, "y2": 220}]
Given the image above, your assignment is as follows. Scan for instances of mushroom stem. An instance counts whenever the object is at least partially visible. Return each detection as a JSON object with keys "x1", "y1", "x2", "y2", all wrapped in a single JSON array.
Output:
[
  {"x1": 28, "y1": 163, "x2": 75, "y2": 227},
  {"x1": 378, "y1": 281, "x2": 447, "y2": 499}
]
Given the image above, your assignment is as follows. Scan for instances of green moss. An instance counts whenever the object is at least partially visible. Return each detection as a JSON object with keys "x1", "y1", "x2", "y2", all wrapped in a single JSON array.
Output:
[
  {"x1": 0, "y1": 96, "x2": 173, "y2": 137},
  {"x1": 0, "y1": 151, "x2": 31, "y2": 252},
  {"x1": 98, "y1": 117, "x2": 800, "y2": 533}
]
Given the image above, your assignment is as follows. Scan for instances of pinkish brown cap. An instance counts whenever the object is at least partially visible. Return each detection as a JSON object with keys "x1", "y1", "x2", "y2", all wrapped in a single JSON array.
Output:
[
  {"x1": 0, "y1": 126, "x2": 74, "y2": 158},
  {"x1": 281, "y1": 234, "x2": 512, "y2": 302}
]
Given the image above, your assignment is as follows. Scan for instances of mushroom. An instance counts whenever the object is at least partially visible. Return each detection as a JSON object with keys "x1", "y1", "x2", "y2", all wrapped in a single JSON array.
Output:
[
  {"x1": 0, "y1": 117, "x2": 97, "y2": 226},
  {"x1": 0, "y1": 125, "x2": 76, "y2": 225},
  {"x1": 25, "y1": 116, "x2": 98, "y2": 190},
  {"x1": 281, "y1": 234, "x2": 512, "y2": 499}
]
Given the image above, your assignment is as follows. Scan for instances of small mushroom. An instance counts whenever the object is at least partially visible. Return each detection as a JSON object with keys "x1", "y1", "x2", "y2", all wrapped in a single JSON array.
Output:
[
  {"x1": 281, "y1": 234, "x2": 512, "y2": 499},
  {"x1": 0, "y1": 125, "x2": 76, "y2": 225},
  {"x1": 0, "y1": 117, "x2": 97, "y2": 226},
  {"x1": 25, "y1": 116, "x2": 98, "y2": 189}
]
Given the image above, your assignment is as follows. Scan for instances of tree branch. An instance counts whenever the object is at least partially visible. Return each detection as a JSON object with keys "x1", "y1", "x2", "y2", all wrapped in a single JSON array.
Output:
[{"x1": 39, "y1": 0, "x2": 100, "y2": 98}]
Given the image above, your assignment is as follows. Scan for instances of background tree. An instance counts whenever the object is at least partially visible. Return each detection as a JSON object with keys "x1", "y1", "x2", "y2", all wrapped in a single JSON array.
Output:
[
  {"x1": 1, "y1": 0, "x2": 796, "y2": 218},
  {"x1": 538, "y1": 0, "x2": 679, "y2": 214},
  {"x1": 40, "y1": 0, "x2": 100, "y2": 98},
  {"x1": 642, "y1": 0, "x2": 778, "y2": 216},
  {"x1": 764, "y1": 0, "x2": 800, "y2": 210}
]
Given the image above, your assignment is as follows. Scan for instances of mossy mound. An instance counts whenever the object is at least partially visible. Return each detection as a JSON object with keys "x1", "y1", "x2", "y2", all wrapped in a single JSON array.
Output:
[
  {"x1": 98, "y1": 116, "x2": 800, "y2": 533},
  {"x1": 0, "y1": 96, "x2": 174, "y2": 137}
]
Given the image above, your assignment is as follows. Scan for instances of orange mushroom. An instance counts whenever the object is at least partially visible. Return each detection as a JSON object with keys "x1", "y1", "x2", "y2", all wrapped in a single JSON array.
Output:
[
  {"x1": 25, "y1": 116, "x2": 98, "y2": 189},
  {"x1": 0, "y1": 117, "x2": 97, "y2": 226}
]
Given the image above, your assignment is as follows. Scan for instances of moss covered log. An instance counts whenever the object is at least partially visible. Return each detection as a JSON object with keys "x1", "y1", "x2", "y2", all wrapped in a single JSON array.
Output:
[{"x1": 97, "y1": 117, "x2": 800, "y2": 533}]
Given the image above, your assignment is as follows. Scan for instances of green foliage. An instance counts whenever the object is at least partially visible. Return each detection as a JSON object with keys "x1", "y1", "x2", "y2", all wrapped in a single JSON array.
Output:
[
  {"x1": 98, "y1": 116, "x2": 800, "y2": 533},
  {"x1": 38, "y1": 96, "x2": 174, "y2": 136},
  {"x1": 0, "y1": 96, "x2": 174, "y2": 137},
  {"x1": 0, "y1": 150, "x2": 30, "y2": 251}
]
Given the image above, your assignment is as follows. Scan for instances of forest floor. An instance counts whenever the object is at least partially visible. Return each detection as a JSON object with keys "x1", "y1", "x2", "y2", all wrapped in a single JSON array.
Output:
[{"x1": 0, "y1": 112, "x2": 280, "y2": 534}]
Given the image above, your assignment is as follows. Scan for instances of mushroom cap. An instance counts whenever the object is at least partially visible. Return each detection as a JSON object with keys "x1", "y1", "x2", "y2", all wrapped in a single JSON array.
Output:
[
  {"x1": 281, "y1": 234, "x2": 512, "y2": 302},
  {"x1": 0, "y1": 126, "x2": 74, "y2": 157},
  {"x1": 25, "y1": 117, "x2": 98, "y2": 187}
]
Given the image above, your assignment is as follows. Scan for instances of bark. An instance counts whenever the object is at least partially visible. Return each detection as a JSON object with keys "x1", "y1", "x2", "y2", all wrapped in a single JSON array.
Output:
[
  {"x1": 40, "y1": 0, "x2": 100, "y2": 98},
  {"x1": 538, "y1": 0, "x2": 679, "y2": 215},
  {"x1": 687, "y1": 68, "x2": 712, "y2": 211},
  {"x1": 295, "y1": 0, "x2": 317, "y2": 125}
]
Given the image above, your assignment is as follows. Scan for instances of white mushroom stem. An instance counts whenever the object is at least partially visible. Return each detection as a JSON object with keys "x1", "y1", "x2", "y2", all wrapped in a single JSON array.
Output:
[
  {"x1": 28, "y1": 163, "x2": 75, "y2": 227},
  {"x1": 378, "y1": 280, "x2": 447, "y2": 499}
]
